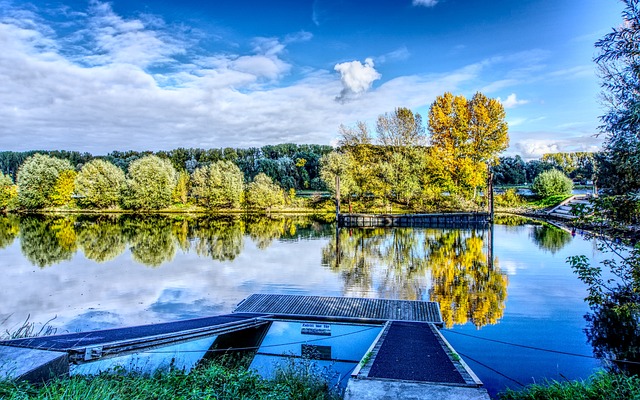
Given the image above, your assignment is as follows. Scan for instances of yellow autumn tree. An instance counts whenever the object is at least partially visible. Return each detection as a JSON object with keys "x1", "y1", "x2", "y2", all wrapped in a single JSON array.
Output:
[{"x1": 428, "y1": 92, "x2": 509, "y2": 198}]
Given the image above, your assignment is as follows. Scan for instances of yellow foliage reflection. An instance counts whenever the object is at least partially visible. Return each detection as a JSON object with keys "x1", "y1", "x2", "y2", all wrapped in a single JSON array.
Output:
[{"x1": 322, "y1": 227, "x2": 508, "y2": 328}]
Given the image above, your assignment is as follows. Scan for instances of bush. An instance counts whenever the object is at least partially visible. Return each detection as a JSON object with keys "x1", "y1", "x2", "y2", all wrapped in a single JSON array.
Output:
[
  {"x1": 531, "y1": 169, "x2": 573, "y2": 198},
  {"x1": 494, "y1": 188, "x2": 524, "y2": 207}
]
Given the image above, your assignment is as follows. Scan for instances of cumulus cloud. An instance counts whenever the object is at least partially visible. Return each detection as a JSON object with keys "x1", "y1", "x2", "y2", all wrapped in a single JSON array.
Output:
[
  {"x1": 0, "y1": 1, "x2": 601, "y2": 157},
  {"x1": 499, "y1": 93, "x2": 529, "y2": 108},
  {"x1": 413, "y1": 0, "x2": 438, "y2": 7},
  {"x1": 334, "y1": 58, "x2": 381, "y2": 102}
]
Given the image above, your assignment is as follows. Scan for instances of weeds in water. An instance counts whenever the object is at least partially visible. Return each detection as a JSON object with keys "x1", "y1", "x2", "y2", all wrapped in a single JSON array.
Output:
[{"x1": 1, "y1": 315, "x2": 58, "y2": 340}]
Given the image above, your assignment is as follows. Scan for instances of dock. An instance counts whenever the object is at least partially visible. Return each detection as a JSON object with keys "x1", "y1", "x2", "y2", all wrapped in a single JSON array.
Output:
[
  {"x1": 234, "y1": 294, "x2": 443, "y2": 325},
  {"x1": 337, "y1": 212, "x2": 490, "y2": 228},
  {"x1": 1, "y1": 294, "x2": 489, "y2": 399}
]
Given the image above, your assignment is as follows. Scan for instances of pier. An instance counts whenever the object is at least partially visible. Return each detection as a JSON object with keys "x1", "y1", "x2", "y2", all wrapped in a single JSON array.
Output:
[
  {"x1": 1, "y1": 294, "x2": 489, "y2": 399},
  {"x1": 337, "y1": 212, "x2": 490, "y2": 228}
]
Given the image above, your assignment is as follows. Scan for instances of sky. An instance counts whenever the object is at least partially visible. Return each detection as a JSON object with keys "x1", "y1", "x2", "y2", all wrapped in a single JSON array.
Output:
[{"x1": 0, "y1": 0, "x2": 625, "y2": 158}]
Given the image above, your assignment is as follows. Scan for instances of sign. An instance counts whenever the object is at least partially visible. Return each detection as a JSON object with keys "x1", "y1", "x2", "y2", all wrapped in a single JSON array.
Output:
[{"x1": 301, "y1": 322, "x2": 331, "y2": 336}]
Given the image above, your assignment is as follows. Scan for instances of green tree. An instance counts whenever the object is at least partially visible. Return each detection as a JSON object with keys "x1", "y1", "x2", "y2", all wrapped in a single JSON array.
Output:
[
  {"x1": 17, "y1": 154, "x2": 74, "y2": 209},
  {"x1": 172, "y1": 170, "x2": 190, "y2": 205},
  {"x1": 531, "y1": 169, "x2": 573, "y2": 198},
  {"x1": 319, "y1": 151, "x2": 356, "y2": 210},
  {"x1": 75, "y1": 159, "x2": 126, "y2": 209},
  {"x1": 50, "y1": 169, "x2": 77, "y2": 207},
  {"x1": 0, "y1": 172, "x2": 17, "y2": 211},
  {"x1": 594, "y1": 0, "x2": 640, "y2": 193},
  {"x1": 121, "y1": 155, "x2": 176, "y2": 210},
  {"x1": 191, "y1": 161, "x2": 244, "y2": 209},
  {"x1": 245, "y1": 173, "x2": 284, "y2": 211},
  {"x1": 376, "y1": 107, "x2": 426, "y2": 147}
]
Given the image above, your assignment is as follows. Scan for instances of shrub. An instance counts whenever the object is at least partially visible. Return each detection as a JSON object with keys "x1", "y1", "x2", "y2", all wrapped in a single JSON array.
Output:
[
  {"x1": 494, "y1": 188, "x2": 524, "y2": 207},
  {"x1": 531, "y1": 169, "x2": 573, "y2": 198}
]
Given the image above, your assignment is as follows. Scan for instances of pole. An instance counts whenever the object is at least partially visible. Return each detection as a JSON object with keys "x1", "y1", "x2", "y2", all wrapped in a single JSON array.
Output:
[{"x1": 335, "y1": 175, "x2": 341, "y2": 221}]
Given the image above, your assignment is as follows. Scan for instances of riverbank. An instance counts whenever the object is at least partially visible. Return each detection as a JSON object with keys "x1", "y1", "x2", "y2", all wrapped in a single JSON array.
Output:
[{"x1": 0, "y1": 358, "x2": 343, "y2": 400}]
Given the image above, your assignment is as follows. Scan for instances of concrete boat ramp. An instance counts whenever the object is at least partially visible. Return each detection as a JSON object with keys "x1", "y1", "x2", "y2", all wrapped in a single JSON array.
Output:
[{"x1": 1, "y1": 294, "x2": 489, "y2": 399}]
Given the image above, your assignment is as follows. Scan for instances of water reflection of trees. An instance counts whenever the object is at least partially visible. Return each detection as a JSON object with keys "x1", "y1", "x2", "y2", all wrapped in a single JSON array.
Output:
[
  {"x1": 193, "y1": 217, "x2": 244, "y2": 261},
  {"x1": 76, "y1": 216, "x2": 125, "y2": 262},
  {"x1": 7, "y1": 213, "x2": 332, "y2": 268},
  {"x1": 530, "y1": 224, "x2": 573, "y2": 254},
  {"x1": 19, "y1": 215, "x2": 77, "y2": 268},
  {"x1": 322, "y1": 228, "x2": 508, "y2": 328},
  {"x1": 124, "y1": 216, "x2": 177, "y2": 267},
  {"x1": 0, "y1": 214, "x2": 19, "y2": 249}
]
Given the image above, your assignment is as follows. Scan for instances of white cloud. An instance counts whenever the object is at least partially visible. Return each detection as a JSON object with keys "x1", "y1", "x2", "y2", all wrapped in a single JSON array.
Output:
[
  {"x1": 376, "y1": 46, "x2": 410, "y2": 64},
  {"x1": 334, "y1": 58, "x2": 381, "y2": 102},
  {"x1": 499, "y1": 93, "x2": 529, "y2": 108},
  {"x1": 413, "y1": 0, "x2": 439, "y2": 7},
  {"x1": 512, "y1": 136, "x2": 602, "y2": 159},
  {"x1": 0, "y1": 1, "x2": 602, "y2": 158}
]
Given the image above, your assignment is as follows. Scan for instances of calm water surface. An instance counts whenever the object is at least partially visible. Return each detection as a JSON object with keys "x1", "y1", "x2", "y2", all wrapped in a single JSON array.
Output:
[{"x1": 0, "y1": 213, "x2": 604, "y2": 396}]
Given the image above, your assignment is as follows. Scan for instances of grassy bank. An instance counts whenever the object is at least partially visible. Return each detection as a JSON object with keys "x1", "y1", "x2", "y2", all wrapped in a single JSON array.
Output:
[
  {"x1": 0, "y1": 359, "x2": 342, "y2": 400},
  {"x1": 498, "y1": 371, "x2": 640, "y2": 400}
]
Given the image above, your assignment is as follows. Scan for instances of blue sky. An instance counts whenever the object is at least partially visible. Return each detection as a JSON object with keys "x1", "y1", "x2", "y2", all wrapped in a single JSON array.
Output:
[{"x1": 0, "y1": 0, "x2": 623, "y2": 158}]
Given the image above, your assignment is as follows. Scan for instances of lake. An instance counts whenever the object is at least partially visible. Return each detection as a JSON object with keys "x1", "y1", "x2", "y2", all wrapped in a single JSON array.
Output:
[{"x1": 0, "y1": 213, "x2": 605, "y2": 396}]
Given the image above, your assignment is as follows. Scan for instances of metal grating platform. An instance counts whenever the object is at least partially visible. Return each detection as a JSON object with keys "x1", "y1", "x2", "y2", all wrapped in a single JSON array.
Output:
[{"x1": 234, "y1": 294, "x2": 443, "y2": 325}]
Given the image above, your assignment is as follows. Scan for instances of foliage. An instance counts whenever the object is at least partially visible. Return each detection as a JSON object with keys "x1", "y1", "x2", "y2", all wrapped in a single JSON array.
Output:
[
  {"x1": 428, "y1": 91, "x2": 508, "y2": 197},
  {"x1": 245, "y1": 173, "x2": 284, "y2": 210},
  {"x1": 121, "y1": 155, "x2": 176, "y2": 210},
  {"x1": 541, "y1": 152, "x2": 596, "y2": 183},
  {"x1": 16, "y1": 154, "x2": 74, "y2": 209},
  {"x1": 376, "y1": 107, "x2": 426, "y2": 146},
  {"x1": 319, "y1": 151, "x2": 356, "y2": 207},
  {"x1": 594, "y1": 0, "x2": 640, "y2": 194},
  {"x1": 498, "y1": 371, "x2": 640, "y2": 400},
  {"x1": 0, "y1": 172, "x2": 17, "y2": 211},
  {"x1": 568, "y1": 193, "x2": 640, "y2": 373},
  {"x1": 493, "y1": 155, "x2": 527, "y2": 185},
  {"x1": 50, "y1": 169, "x2": 77, "y2": 207},
  {"x1": 75, "y1": 160, "x2": 126, "y2": 209},
  {"x1": 0, "y1": 360, "x2": 343, "y2": 400},
  {"x1": 494, "y1": 188, "x2": 524, "y2": 207},
  {"x1": 191, "y1": 161, "x2": 244, "y2": 209},
  {"x1": 531, "y1": 169, "x2": 573, "y2": 198},
  {"x1": 172, "y1": 170, "x2": 190, "y2": 205}
]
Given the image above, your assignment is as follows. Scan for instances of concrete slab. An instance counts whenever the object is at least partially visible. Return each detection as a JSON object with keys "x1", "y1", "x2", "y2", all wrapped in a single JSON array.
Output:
[
  {"x1": 344, "y1": 378, "x2": 491, "y2": 400},
  {"x1": 0, "y1": 345, "x2": 68, "y2": 383}
]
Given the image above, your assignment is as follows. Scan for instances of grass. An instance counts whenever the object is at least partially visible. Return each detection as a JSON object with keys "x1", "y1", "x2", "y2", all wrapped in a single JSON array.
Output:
[
  {"x1": 0, "y1": 358, "x2": 343, "y2": 400},
  {"x1": 498, "y1": 371, "x2": 640, "y2": 400},
  {"x1": 528, "y1": 194, "x2": 572, "y2": 209}
]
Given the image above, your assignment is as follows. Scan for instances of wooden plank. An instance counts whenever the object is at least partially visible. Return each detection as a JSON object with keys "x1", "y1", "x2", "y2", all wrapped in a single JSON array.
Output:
[{"x1": 233, "y1": 294, "x2": 442, "y2": 324}]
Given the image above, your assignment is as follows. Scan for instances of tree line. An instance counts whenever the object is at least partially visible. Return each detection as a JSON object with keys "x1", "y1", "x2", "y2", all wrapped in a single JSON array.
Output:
[{"x1": 0, "y1": 90, "x2": 608, "y2": 213}]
